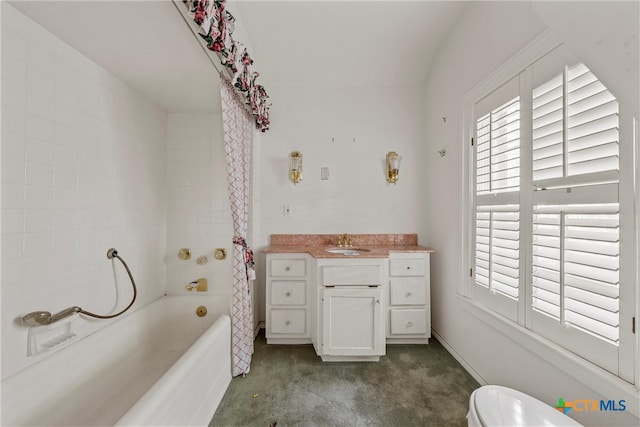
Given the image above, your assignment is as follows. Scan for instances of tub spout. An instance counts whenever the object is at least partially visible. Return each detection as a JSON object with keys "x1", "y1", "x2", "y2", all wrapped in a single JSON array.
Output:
[{"x1": 185, "y1": 278, "x2": 208, "y2": 292}]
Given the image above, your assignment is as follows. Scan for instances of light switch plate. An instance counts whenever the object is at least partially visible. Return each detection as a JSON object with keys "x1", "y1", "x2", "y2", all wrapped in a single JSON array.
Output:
[{"x1": 321, "y1": 167, "x2": 330, "y2": 180}]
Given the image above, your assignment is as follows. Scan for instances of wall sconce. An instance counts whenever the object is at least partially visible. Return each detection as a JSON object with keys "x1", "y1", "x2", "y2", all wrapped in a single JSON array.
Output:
[
  {"x1": 386, "y1": 151, "x2": 400, "y2": 184},
  {"x1": 289, "y1": 151, "x2": 302, "y2": 184}
]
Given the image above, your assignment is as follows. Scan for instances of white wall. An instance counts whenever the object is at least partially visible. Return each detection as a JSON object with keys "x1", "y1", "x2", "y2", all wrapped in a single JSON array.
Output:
[
  {"x1": 422, "y1": 2, "x2": 639, "y2": 426},
  {"x1": 165, "y1": 113, "x2": 234, "y2": 296},
  {"x1": 1, "y1": 3, "x2": 168, "y2": 379}
]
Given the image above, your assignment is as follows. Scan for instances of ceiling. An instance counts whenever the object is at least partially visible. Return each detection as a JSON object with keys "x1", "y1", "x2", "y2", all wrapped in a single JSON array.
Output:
[{"x1": 11, "y1": 1, "x2": 469, "y2": 113}]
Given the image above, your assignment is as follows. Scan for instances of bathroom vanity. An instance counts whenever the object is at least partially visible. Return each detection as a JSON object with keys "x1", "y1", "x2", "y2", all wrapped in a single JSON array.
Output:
[{"x1": 264, "y1": 234, "x2": 433, "y2": 361}]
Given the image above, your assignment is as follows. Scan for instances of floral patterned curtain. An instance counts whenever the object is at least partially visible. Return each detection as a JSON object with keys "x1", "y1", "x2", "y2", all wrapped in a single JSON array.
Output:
[
  {"x1": 220, "y1": 78, "x2": 255, "y2": 376},
  {"x1": 181, "y1": 0, "x2": 271, "y2": 132}
]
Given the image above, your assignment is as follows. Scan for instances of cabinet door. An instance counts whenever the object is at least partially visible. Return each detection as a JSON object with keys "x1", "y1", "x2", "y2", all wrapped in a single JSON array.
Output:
[{"x1": 321, "y1": 287, "x2": 383, "y2": 356}]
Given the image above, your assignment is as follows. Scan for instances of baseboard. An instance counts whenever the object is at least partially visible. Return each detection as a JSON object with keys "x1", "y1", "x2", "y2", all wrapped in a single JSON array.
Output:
[
  {"x1": 254, "y1": 321, "x2": 265, "y2": 338},
  {"x1": 431, "y1": 328, "x2": 487, "y2": 387}
]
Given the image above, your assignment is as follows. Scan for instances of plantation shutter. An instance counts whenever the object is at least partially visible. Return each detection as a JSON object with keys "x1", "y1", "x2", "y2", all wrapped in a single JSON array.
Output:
[
  {"x1": 473, "y1": 77, "x2": 521, "y2": 322},
  {"x1": 566, "y1": 64, "x2": 619, "y2": 177},
  {"x1": 530, "y1": 62, "x2": 621, "y2": 374},
  {"x1": 475, "y1": 206, "x2": 520, "y2": 299},
  {"x1": 532, "y1": 63, "x2": 619, "y2": 187},
  {"x1": 467, "y1": 43, "x2": 635, "y2": 382}
]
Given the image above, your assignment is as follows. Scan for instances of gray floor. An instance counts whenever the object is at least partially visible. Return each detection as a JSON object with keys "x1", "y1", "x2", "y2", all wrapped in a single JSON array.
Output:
[{"x1": 210, "y1": 331, "x2": 479, "y2": 427}]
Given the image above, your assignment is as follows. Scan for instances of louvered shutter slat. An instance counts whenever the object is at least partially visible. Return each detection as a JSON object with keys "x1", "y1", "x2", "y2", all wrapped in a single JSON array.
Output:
[
  {"x1": 533, "y1": 97, "x2": 563, "y2": 121},
  {"x1": 568, "y1": 142, "x2": 618, "y2": 164},
  {"x1": 565, "y1": 311, "x2": 619, "y2": 342},
  {"x1": 567, "y1": 156, "x2": 618, "y2": 177},
  {"x1": 565, "y1": 250, "x2": 618, "y2": 270},
  {"x1": 532, "y1": 266, "x2": 560, "y2": 282},
  {"x1": 532, "y1": 276, "x2": 560, "y2": 293},
  {"x1": 565, "y1": 287, "x2": 619, "y2": 313},
  {"x1": 565, "y1": 262, "x2": 619, "y2": 285},
  {"x1": 567, "y1": 114, "x2": 618, "y2": 142},
  {"x1": 532, "y1": 119, "x2": 563, "y2": 141},
  {"x1": 564, "y1": 274, "x2": 618, "y2": 299},
  {"x1": 533, "y1": 142, "x2": 563, "y2": 161},
  {"x1": 532, "y1": 298, "x2": 561, "y2": 319},
  {"x1": 532, "y1": 130, "x2": 563, "y2": 150},
  {"x1": 565, "y1": 238, "x2": 618, "y2": 256}
]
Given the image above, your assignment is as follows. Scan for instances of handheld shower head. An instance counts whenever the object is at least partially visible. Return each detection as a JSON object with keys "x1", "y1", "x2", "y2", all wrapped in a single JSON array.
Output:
[
  {"x1": 22, "y1": 311, "x2": 53, "y2": 326},
  {"x1": 22, "y1": 306, "x2": 80, "y2": 326}
]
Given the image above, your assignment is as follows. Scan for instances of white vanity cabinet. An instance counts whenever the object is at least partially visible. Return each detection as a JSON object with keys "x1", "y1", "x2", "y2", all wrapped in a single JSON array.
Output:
[
  {"x1": 387, "y1": 252, "x2": 431, "y2": 343},
  {"x1": 313, "y1": 258, "x2": 387, "y2": 361},
  {"x1": 265, "y1": 253, "x2": 311, "y2": 344}
]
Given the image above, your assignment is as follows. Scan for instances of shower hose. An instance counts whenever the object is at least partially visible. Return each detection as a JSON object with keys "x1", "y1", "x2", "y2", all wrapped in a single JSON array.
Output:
[{"x1": 22, "y1": 248, "x2": 137, "y2": 326}]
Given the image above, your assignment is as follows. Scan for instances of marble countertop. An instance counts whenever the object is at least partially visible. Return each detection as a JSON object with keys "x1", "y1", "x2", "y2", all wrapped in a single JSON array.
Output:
[{"x1": 262, "y1": 234, "x2": 435, "y2": 258}]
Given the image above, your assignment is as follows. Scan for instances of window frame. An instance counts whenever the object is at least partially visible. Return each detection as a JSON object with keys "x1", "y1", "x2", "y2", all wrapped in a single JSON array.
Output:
[{"x1": 460, "y1": 30, "x2": 639, "y2": 416}]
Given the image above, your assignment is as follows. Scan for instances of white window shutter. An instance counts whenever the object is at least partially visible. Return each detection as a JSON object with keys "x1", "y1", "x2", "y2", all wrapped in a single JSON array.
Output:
[
  {"x1": 475, "y1": 206, "x2": 520, "y2": 300},
  {"x1": 532, "y1": 63, "x2": 619, "y2": 187},
  {"x1": 532, "y1": 74, "x2": 564, "y2": 181},
  {"x1": 468, "y1": 43, "x2": 635, "y2": 382},
  {"x1": 476, "y1": 98, "x2": 521, "y2": 195}
]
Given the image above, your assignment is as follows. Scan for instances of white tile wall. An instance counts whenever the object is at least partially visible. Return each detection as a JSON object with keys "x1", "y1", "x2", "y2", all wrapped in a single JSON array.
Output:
[
  {"x1": 1, "y1": 4, "x2": 168, "y2": 379},
  {"x1": 165, "y1": 113, "x2": 234, "y2": 296}
]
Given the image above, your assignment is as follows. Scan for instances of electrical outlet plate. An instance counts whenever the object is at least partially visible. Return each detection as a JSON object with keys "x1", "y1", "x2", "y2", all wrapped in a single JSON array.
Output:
[{"x1": 283, "y1": 204, "x2": 293, "y2": 216}]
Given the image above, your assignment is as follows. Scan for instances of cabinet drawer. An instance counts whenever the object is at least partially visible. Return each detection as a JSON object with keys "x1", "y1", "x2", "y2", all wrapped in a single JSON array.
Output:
[
  {"x1": 389, "y1": 258, "x2": 425, "y2": 277},
  {"x1": 389, "y1": 280, "x2": 426, "y2": 305},
  {"x1": 320, "y1": 265, "x2": 381, "y2": 286},
  {"x1": 270, "y1": 309, "x2": 306, "y2": 334},
  {"x1": 390, "y1": 309, "x2": 428, "y2": 335},
  {"x1": 270, "y1": 259, "x2": 306, "y2": 277},
  {"x1": 271, "y1": 281, "x2": 306, "y2": 305}
]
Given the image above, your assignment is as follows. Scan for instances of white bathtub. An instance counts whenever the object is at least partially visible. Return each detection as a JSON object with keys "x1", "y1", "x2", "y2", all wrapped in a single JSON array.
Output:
[{"x1": 1, "y1": 295, "x2": 232, "y2": 426}]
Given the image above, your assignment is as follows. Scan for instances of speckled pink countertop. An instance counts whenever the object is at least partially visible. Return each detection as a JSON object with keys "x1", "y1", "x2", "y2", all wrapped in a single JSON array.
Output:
[{"x1": 263, "y1": 234, "x2": 435, "y2": 258}]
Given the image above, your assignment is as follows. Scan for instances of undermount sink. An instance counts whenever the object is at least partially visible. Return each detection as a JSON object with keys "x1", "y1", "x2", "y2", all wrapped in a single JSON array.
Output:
[{"x1": 326, "y1": 248, "x2": 371, "y2": 256}]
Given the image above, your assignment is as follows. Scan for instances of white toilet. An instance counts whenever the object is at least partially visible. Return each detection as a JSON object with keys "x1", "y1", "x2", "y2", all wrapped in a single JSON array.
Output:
[{"x1": 467, "y1": 385, "x2": 583, "y2": 427}]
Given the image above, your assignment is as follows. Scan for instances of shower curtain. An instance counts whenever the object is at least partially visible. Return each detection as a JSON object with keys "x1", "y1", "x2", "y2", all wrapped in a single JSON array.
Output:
[{"x1": 220, "y1": 78, "x2": 254, "y2": 376}]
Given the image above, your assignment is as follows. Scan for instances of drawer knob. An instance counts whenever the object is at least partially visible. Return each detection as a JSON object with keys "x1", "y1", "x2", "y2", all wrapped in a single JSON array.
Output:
[
  {"x1": 405, "y1": 292, "x2": 412, "y2": 298},
  {"x1": 407, "y1": 321, "x2": 413, "y2": 328},
  {"x1": 406, "y1": 266, "x2": 411, "y2": 270},
  {"x1": 285, "y1": 291, "x2": 291, "y2": 297},
  {"x1": 285, "y1": 320, "x2": 290, "y2": 326},
  {"x1": 285, "y1": 266, "x2": 290, "y2": 271}
]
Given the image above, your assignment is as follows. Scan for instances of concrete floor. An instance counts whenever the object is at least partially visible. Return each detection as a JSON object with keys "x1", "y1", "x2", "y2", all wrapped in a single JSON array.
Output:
[{"x1": 210, "y1": 331, "x2": 479, "y2": 427}]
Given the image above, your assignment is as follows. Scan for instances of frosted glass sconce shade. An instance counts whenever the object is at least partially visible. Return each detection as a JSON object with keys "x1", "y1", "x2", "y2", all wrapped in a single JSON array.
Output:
[
  {"x1": 290, "y1": 151, "x2": 302, "y2": 184},
  {"x1": 386, "y1": 151, "x2": 400, "y2": 184}
]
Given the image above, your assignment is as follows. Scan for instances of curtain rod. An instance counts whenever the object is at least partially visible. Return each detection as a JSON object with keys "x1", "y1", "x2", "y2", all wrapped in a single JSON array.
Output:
[{"x1": 171, "y1": 0, "x2": 233, "y2": 81}]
